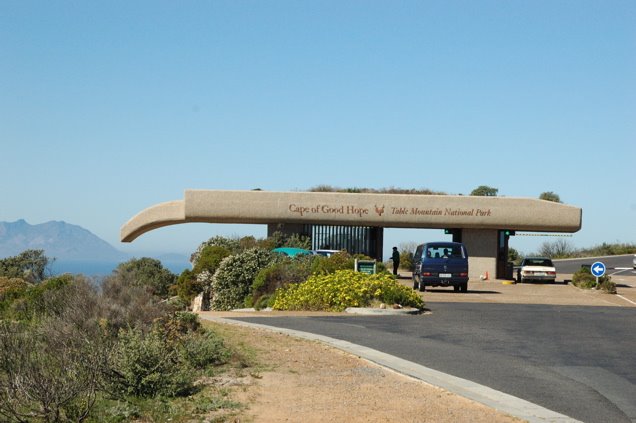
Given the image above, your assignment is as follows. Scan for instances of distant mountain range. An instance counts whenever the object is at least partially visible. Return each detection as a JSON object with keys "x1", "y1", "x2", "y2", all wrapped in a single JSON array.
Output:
[
  {"x1": 0, "y1": 219, "x2": 129, "y2": 261},
  {"x1": 0, "y1": 220, "x2": 191, "y2": 276}
]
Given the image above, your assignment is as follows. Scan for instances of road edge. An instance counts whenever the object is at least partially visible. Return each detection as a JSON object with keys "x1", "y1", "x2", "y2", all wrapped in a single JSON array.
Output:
[{"x1": 199, "y1": 315, "x2": 582, "y2": 423}]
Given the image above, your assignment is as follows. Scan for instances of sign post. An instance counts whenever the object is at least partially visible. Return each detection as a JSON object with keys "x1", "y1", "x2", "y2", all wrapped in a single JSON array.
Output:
[
  {"x1": 591, "y1": 261, "x2": 606, "y2": 288},
  {"x1": 355, "y1": 259, "x2": 377, "y2": 275}
]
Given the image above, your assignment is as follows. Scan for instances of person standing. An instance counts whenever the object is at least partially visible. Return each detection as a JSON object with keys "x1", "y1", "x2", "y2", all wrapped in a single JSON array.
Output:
[{"x1": 390, "y1": 246, "x2": 400, "y2": 276}]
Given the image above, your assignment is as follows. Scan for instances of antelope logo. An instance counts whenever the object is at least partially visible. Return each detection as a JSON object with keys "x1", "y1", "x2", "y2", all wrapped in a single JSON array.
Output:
[{"x1": 374, "y1": 204, "x2": 385, "y2": 216}]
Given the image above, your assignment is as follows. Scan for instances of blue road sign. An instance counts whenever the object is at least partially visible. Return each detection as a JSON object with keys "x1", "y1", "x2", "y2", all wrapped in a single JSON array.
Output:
[{"x1": 591, "y1": 261, "x2": 606, "y2": 277}]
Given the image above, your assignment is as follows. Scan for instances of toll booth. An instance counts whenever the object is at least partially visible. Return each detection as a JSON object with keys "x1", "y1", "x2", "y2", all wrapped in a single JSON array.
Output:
[
  {"x1": 267, "y1": 223, "x2": 384, "y2": 261},
  {"x1": 497, "y1": 230, "x2": 515, "y2": 280}
]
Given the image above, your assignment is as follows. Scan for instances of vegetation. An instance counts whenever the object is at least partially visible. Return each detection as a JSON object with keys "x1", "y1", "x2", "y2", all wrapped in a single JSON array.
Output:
[
  {"x1": 572, "y1": 266, "x2": 616, "y2": 294},
  {"x1": 248, "y1": 255, "x2": 313, "y2": 310},
  {"x1": 508, "y1": 247, "x2": 521, "y2": 263},
  {"x1": 0, "y1": 249, "x2": 51, "y2": 283},
  {"x1": 108, "y1": 257, "x2": 176, "y2": 298},
  {"x1": 309, "y1": 185, "x2": 446, "y2": 195},
  {"x1": 210, "y1": 248, "x2": 275, "y2": 311},
  {"x1": 272, "y1": 270, "x2": 424, "y2": 312},
  {"x1": 529, "y1": 240, "x2": 636, "y2": 260},
  {"x1": 470, "y1": 185, "x2": 498, "y2": 196},
  {"x1": 183, "y1": 234, "x2": 390, "y2": 312},
  {"x1": 3, "y1": 231, "x2": 632, "y2": 421},
  {"x1": 266, "y1": 231, "x2": 312, "y2": 250},
  {"x1": 397, "y1": 242, "x2": 418, "y2": 271},
  {"x1": 173, "y1": 246, "x2": 232, "y2": 304},
  {"x1": 539, "y1": 191, "x2": 562, "y2": 203},
  {"x1": 0, "y1": 251, "x2": 245, "y2": 423}
]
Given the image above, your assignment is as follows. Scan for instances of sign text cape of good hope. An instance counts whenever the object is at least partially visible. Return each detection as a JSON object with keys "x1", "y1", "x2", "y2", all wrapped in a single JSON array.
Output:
[{"x1": 287, "y1": 203, "x2": 493, "y2": 219}]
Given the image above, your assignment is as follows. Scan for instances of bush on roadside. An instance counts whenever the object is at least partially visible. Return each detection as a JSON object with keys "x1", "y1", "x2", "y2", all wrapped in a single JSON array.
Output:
[
  {"x1": 108, "y1": 258, "x2": 176, "y2": 299},
  {"x1": 585, "y1": 242, "x2": 636, "y2": 256},
  {"x1": 210, "y1": 249, "x2": 275, "y2": 311},
  {"x1": 310, "y1": 251, "x2": 353, "y2": 274},
  {"x1": 249, "y1": 256, "x2": 314, "y2": 308},
  {"x1": 174, "y1": 244, "x2": 231, "y2": 306},
  {"x1": 101, "y1": 275, "x2": 173, "y2": 335},
  {"x1": 193, "y1": 246, "x2": 231, "y2": 276},
  {"x1": 572, "y1": 266, "x2": 616, "y2": 294},
  {"x1": 272, "y1": 270, "x2": 424, "y2": 312},
  {"x1": 179, "y1": 330, "x2": 231, "y2": 370},
  {"x1": 0, "y1": 319, "x2": 106, "y2": 422},
  {"x1": 309, "y1": 251, "x2": 386, "y2": 275},
  {"x1": 190, "y1": 236, "x2": 243, "y2": 266},
  {"x1": 106, "y1": 327, "x2": 195, "y2": 398},
  {"x1": 0, "y1": 277, "x2": 110, "y2": 422}
]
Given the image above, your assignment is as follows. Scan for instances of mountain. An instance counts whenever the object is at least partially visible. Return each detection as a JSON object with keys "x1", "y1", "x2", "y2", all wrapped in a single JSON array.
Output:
[{"x1": 0, "y1": 219, "x2": 129, "y2": 261}]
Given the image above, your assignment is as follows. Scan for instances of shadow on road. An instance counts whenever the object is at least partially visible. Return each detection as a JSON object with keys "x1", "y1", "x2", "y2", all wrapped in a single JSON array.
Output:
[{"x1": 423, "y1": 289, "x2": 501, "y2": 294}]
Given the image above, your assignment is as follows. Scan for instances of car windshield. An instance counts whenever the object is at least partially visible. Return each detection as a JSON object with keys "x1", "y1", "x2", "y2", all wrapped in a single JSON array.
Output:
[
  {"x1": 524, "y1": 258, "x2": 554, "y2": 267},
  {"x1": 425, "y1": 245, "x2": 464, "y2": 258}
]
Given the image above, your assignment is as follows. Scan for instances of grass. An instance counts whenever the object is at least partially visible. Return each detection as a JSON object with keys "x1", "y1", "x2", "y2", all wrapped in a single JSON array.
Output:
[{"x1": 87, "y1": 321, "x2": 264, "y2": 423}]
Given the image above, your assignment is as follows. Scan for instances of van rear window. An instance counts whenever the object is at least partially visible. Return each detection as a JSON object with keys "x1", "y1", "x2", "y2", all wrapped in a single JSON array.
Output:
[{"x1": 425, "y1": 245, "x2": 464, "y2": 259}]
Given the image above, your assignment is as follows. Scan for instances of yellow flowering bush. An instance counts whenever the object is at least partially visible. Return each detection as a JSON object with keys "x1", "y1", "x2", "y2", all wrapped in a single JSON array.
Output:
[{"x1": 272, "y1": 270, "x2": 424, "y2": 312}]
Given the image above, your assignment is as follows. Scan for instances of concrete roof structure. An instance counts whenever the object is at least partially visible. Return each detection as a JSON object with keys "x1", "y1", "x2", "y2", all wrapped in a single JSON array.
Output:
[{"x1": 121, "y1": 189, "x2": 582, "y2": 242}]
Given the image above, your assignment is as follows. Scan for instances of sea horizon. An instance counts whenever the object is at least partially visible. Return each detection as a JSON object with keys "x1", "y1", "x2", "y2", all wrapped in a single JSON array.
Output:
[{"x1": 50, "y1": 258, "x2": 191, "y2": 278}]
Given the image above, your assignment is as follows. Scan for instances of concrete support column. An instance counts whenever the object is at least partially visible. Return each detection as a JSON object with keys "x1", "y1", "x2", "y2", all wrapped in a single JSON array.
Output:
[{"x1": 462, "y1": 229, "x2": 498, "y2": 281}]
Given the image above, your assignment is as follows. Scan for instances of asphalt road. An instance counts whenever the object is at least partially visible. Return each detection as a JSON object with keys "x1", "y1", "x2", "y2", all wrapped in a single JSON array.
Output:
[
  {"x1": 232, "y1": 303, "x2": 636, "y2": 423},
  {"x1": 554, "y1": 254, "x2": 635, "y2": 275}
]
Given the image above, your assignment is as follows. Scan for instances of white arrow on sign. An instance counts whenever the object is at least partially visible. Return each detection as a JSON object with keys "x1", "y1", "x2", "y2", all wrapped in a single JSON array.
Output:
[{"x1": 591, "y1": 261, "x2": 606, "y2": 277}]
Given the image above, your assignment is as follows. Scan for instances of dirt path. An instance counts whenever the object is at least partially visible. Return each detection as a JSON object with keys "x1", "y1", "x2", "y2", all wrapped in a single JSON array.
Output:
[
  {"x1": 205, "y1": 320, "x2": 523, "y2": 423},
  {"x1": 200, "y1": 275, "x2": 636, "y2": 421}
]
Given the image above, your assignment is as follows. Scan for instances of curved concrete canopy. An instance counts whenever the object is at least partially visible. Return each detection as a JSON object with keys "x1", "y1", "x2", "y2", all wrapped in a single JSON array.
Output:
[{"x1": 121, "y1": 189, "x2": 582, "y2": 242}]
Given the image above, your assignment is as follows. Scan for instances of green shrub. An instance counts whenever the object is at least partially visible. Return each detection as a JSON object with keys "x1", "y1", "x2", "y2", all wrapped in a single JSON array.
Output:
[
  {"x1": 310, "y1": 251, "x2": 353, "y2": 274},
  {"x1": 253, "y1": 294, "x2": 273, "y2": 310},
  {"x1": 109, "y1": 258, "x2": 176, "y2": 299},
  {"x1": 0, "y1": 249, "x2": 51, "y2": 283},
  {"x1": 0, "y1": 311, "x2": 107, "y2": 422},
  {"x1": 210, "y1": 249, "x2": 275, "y2": 311},
  {"x1": 0, "y1": 276, "x2": 29, "y2": 297},
  {"x1": 572, "y1": 266, "x2": 616, "y2": 294},
  {"x1": 310, "y1": 252, "x2": 387, "y2": 275},
  {"x1": 272, "y1": 270, "x2": 424, "y2": 312},
  {"x1": 159, "y1": 311, "x2": 201, "y2": 341},
  {"x1": 250, "y1": 256, "x2": 313, "y2": 306},
  {"x1": 107, "y1": 327, "x2": 195, "y2": 398},
  {"x1": 399, "y1": 249, "x2": 414, "y2": 271},
  {"x1": 100, "y1": 276, "x2": 172, "y2": 335},
  {"x1": 179, "y1": 330, "x2": 231, "y2": 369},
  {"x1": 178, "y1": 246, "x2": 233, "y2": 306},
  {"x1": 193, "y1": 246, "x2": 231, "y2": 275},
  {"x1": 190, "y1": 236, "x2": 243, "y2": 266},
  {"x1": 584, "y1": 242, "x2": 636, "y2": 256},
  {"x1": 173, "y1": 269, "x2": 204, "y2": 305},
  {"x1": 0, "y1": 277, "x2": 30, "y2": 316},
  {"x1": 0, "y1": 274, "x2": 76, "y2": 321}
]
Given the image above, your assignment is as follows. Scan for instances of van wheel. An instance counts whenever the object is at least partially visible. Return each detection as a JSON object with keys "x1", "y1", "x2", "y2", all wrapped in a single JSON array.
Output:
[
  {"x1": 453, "y1": 285, "x2": 460, "y2": 292},
  {"x1": 461, "y1": 283, "x2": 468, "y2": 292}
]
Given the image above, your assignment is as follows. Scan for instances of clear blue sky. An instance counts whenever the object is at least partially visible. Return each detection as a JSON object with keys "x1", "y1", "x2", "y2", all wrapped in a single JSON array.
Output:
[{"x1": 2, "y1": 1, "x2": 635, "y2": 259}]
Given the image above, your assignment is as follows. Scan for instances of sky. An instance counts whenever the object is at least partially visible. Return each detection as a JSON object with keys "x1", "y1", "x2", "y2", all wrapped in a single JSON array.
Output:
[{"x1": 2, "y1": 1, "x2": 635, "y2": 260}]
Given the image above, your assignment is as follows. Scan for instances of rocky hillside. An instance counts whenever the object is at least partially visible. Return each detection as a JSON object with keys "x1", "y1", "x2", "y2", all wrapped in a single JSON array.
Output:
[{"x1": 0, "y1": 219, "x2": 129, "y2": 261}]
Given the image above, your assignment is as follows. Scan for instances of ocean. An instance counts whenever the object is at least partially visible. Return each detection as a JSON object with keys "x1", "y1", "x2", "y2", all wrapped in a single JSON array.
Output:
[{"x1": 50, "y1": 259, "x2": 191, "y2": 278}]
